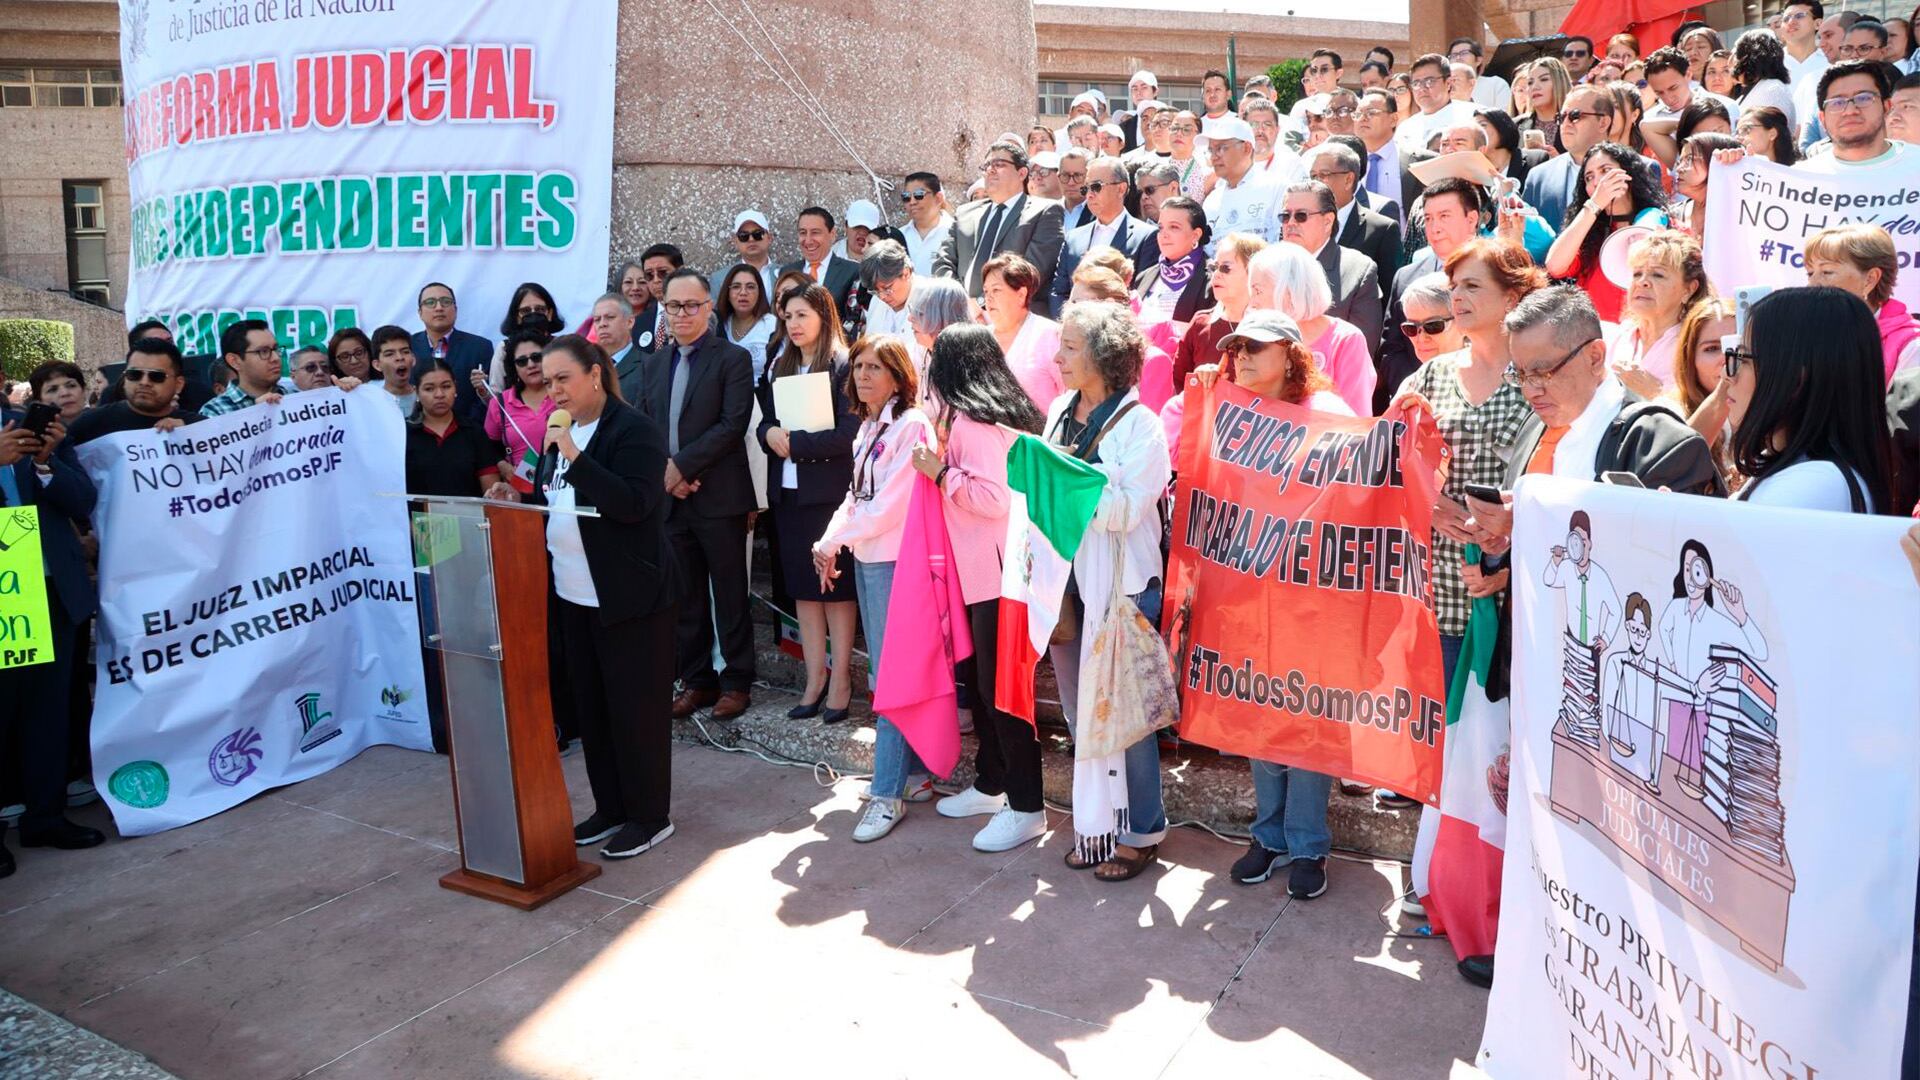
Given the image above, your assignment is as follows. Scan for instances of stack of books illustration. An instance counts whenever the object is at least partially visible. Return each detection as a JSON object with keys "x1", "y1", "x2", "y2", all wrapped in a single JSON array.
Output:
[
  {"x1": 1700, "y1": 644, "x2": 1786, "y2": 865},
  {"x1": 1559, "y1": 631, "x2": 1603, "y2": 747}
]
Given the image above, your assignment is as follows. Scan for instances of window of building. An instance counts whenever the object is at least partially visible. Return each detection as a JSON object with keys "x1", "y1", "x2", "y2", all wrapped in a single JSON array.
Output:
[
  {"x1": 64, "y1": 181, "x2": 110, "y2": 307},
  {"x1": 1037, "y1": 79, "x2": 1206, "y2": 119},
  {"x1": 0, "y1": 67, "x2": 121, "y2": 108}
]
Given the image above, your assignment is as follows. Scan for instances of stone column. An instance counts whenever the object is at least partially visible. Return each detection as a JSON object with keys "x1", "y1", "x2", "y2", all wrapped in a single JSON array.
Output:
[{"x1": 1410, "y1": 0, "x2": 1490, "y2": 60}]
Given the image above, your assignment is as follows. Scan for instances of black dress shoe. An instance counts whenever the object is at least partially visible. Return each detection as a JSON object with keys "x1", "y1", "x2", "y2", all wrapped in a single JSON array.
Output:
[
  {"x1": 788, "y1": 696, "x2": 823, "y2": 720},
  {"x1": 820, "y1": 705, "x2": 850, "y2": 724},
  {"x1": 20, "y1": 820, "x2": 106, "y2": 850},
  {"x1": 1457, "y1": 955, "x2": 1495, "y2": 988}
]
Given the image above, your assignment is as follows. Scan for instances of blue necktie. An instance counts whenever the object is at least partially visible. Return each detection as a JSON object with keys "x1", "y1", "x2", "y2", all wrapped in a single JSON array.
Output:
[{"x1": 1366, "y1": 153, "x2": 1386, "y2": 197}]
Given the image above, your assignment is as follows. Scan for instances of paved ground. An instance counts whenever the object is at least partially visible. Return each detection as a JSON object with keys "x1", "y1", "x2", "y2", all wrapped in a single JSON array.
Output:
[{"x1": 0, "y1": 741, "x2": 1488, "y2": 1080}]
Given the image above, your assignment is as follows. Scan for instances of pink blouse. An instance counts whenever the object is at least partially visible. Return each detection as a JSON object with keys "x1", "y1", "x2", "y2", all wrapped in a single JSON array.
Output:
[
  {"x1": 1004, "y1": 313, "x2": 1064, "y2": 411},
  {"x1": 816, "y1": 402, "x2": 933, "y2": 564},
  {"x1": 1308, "y1": 318, "x2": 1378, "y2": 417},
  {"x1": 483, "y1": 388, "x2": 557, "y2": 465},
  {"x1": 936, "y1": 416, "x2": 1019, "y2": 605}
]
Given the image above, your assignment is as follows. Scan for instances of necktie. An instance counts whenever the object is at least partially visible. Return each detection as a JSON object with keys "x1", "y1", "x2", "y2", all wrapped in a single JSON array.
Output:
[
  {"x1": 1526, "y1": 426, "x2": 1568, "y2": 476},
  {"x1": 1366, "y1": 153, "x2": 1385, "y2": 197},
  {"x1": 1578, "y1": 573, "x2": 1589, "y2": 642},
  {"x1": 807, "y1": 261, "x2": 822, "y2": 282},
  {"x1": 667, "y1": 345, "x2": 694, "y2": 455},
  {"x1": 654, "y1": 309, "x2": 669, "y2": 349},
  {"x1": 971, "y1": 202, "x2": 1009, "y2": 293}
]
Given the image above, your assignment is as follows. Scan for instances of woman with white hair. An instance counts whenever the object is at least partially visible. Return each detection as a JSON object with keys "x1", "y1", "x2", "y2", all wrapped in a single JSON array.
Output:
[
  {"x1": 905, "y1": 276, "x2": 972, "y2": 378},
  {"x1": 1246, "y1": 242, "x2": 1376, "y2": 414}
]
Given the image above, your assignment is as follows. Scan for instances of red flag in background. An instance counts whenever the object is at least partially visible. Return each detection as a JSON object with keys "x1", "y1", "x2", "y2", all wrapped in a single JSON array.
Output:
[{"x1": 1560, "y1": 0, "x2": 1702, "y2": 55}]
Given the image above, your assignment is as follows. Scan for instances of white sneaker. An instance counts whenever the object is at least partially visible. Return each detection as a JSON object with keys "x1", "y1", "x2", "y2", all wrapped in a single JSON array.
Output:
[
  {"x1": 972, "y1": 808, "x2": 1047, "y2": 852},
  {"x1": 66, "y1": 780, "x2": 98, "y2": 808},
  {"x1": 853, "y1": 798, "x2": 903, "y2": 842},
  {"x1": 936, "y1": 786, "x2": 1007, "y2": 819},
  {"x1": 903, "y1": 773, "x2": 936, "y2": 803},
  {"x1": 1400, "y1": 895, "x2": 1427, "y2": 918},
  {"x1": 0, "y1": 804, "x2": 22, "y2": 825}
]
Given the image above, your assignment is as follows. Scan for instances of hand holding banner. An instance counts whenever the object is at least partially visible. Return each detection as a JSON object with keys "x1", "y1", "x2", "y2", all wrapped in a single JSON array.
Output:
[
  {"x1": 1703, "y1": 153, "x2": 1920, "y2": 306},
  {"x1": 1164, "y1": 379, "x2": 1449, "y2": 805}
]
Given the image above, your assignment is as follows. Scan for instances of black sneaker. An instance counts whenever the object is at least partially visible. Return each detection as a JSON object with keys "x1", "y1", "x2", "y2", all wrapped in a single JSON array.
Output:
[
  {"x1": 573, "y1": 812, "x2": 623, "y2": 846},
  {"x1": 1287, "y1": 857, "x2": 1329, "y2": 899},
  {"x1": 1229, "y1": 842, "x2": 1289, "y2": 885},
  {"x1": 19, "y1": 819, "x2": 104, "y2": 850},
  {"x1": 602, "y1": 822, "x2": 674, "y2": 860}
]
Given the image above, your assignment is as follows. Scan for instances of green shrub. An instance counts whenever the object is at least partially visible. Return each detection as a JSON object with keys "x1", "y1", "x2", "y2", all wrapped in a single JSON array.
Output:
[
  {"x1": 0, "y1": 319, "x2": 76, "y2": 382},
  {"x1": 1268, "y1": 59, "x2": 1309, "y2": 115}
]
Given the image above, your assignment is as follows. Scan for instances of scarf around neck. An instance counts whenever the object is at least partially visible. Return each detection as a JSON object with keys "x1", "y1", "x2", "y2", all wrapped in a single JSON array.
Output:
[{"x1": 1158, "y1": 248, "x2": 1204, "y2": 293}]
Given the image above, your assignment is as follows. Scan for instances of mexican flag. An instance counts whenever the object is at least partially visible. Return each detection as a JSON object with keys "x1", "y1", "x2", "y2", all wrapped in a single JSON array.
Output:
[
  {"x1": 993, "y1": 433, "x2": 1106, "y2": 723},
  {"x1": 1412, "y1": 543, "x2": 1510, "y2": 960}
]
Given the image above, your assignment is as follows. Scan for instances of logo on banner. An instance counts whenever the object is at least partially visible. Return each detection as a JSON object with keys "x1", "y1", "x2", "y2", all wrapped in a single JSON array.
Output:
[
  {"x1": 121, "y1": 0, "x2": 149, "y2": 61},
  {"x1": 376, "y1": 684, "x2": 416, "y2": 724},
  {"x1": 1539, "y1": 514, "x2": 1794, "y2": 972},
  {"x1": 208, "y1": 727, "x2": 265, "y2": 787},
  {"x1": 294, "y1": 692, "x2": 343, "y2": 753},
  {"x1": 108, "y1": 760, "x2": 170, "y2": 808}
]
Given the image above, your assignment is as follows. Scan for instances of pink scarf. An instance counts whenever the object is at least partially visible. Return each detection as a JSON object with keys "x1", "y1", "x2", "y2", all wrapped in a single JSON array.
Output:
[
  {"x1": 1879, "y1": 299, "x2": 1919, "y2": 384},
  {"x1": 872, "y1": 474, "x2": 974, "y2": 777}
]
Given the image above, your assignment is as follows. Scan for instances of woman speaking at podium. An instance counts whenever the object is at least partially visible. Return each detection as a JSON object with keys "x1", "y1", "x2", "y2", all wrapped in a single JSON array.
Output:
[{"x1": 487, "y1": 334, "x2": 684, "y2": 861}]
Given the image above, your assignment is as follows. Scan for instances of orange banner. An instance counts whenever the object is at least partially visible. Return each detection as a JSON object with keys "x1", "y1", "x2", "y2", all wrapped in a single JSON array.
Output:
[{"x1": 1163, "y1": 380, "x2": 1448, "y2": 806}]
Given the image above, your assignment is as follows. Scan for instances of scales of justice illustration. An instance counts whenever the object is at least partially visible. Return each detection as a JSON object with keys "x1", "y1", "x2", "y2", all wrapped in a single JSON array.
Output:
[{"x1": 1540, "y1": 525, "x2": 1795, "y2": 972}]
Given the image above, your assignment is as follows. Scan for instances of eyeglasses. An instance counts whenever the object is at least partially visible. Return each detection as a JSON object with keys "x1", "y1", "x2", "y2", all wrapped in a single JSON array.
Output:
[
  {"x1": 899, "y1": 189, "x2": 931, "y2": 202},
  {"x1": 981, "y1": 158, "x2": 1018, "y2": 172},
  {"x1": 1558, "y1": 108, "x2": 1607, "y2": 124},
  {"x1": 1449, "y1": 49, "x2": 1476, "y2": 61},
  {"x1": 123, "y1": 368, "x2": 171, "y2": 383},
  {"x1": 1307, "y1": 64, "x2": 1335, "y2": 76},
  {"x1": 1169, "y1": 123, "x2": 1199, "y2": 135},
  {"x1": 244, "y1": 344, "x2": 282, "y2": 361},
  {"x1": 1822, "y1": 91, "x2": 1883, "y2": 113},
  {"x1": 515, "y1": 304, "x2": 551, "y2": 318},
  {"x1": 334, "y1": 347, "x2": 368, "y2": 364},
  {"x1": 1278, "y1": 209, "x2": 1327, "y2": 223},
  {"x1": 1782, "y1": 9, "x2": 1810, "y2": 22},
  {"x1": 641, "y1": 268, "x2": 672, "y2": 280},
  {"x1": 419, "y1": 296, "x2": 454, "y2": 309},
  {"x1": 1563, "y1": 48, "x2": 1592, "y2": 59},
  {"x1": 1411, "y1": 75, "x2": 1446, "y2": 90},
  {"x1": 1400, "y1": 316, "x2": 1454, "y2": 337},
  {"x1": 1836, "y1": 43, "x2": 1879, "y2": 57},
  {"x1": 1205, "y1": 260, "x2": 1234, "y2": 274},
  {"x1": 514, "y1": 353, "x2": 544, "y2": 368},
  {"x1": 1308, "y1": 170, "x2": 1347, "y2": 183},
  {"x1": 1722, "y1": 344, "x2": 1757, "y2": 378},
  {"x1": 1327, "y1": 105, "x2": 1357, "y2": 117},
  {"x1": 1504, "y1": 338, "x2": 1598, "y2": 388},
  {"x1": 295, "y1": 362, "x2": 329, "y2": 376},
  {"x1": 1085, "y1": 179, "x2": 1123, "y2": 193},
  {"x1": 663, "y1": 300, "x2": 709, "y2": 316},
  {"x1": 1139, "y1": 183, "x2": 1167, "y2": 198},
  {"x1": 1354, "y1": 107, "x2": 1391, "y2": 119},
  {"x1": 735, "y1": 228, "x2": 767, "y2": 242}
]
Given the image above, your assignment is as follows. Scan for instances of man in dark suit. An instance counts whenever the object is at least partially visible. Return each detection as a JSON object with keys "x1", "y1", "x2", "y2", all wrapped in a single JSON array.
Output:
[
  {"x1": 1354, "y1": 90, "x2": 1433, "y2": 232},
  {"x1": 934, "y1": 139, "x2": 1066, "y2": 298},
  {"x1": 639, "y1": 270, "x2": 758, "y2": 720},
  {"x1": 0, "y1": 407, "x2": 103, "y2": 877},
  {"x1": 1131, "y1": 195, "x2": 1212, "y2": 323},
  {"x1": 408, "y1": 282, "x2": 494, "y2": 427},
  {"x1": 1313, "y1": 141, "x2": 1403, "y2": 306},
  {"x1": 778, "y1": 207, "x2": 861, "y2": 330},
  {"x1": 1373, "y1": 178, "x2": 1485, "y2": 414},
  {"x1": 1522, "y1": 85, "x2": 1616, "y2": 233},
  {"x1": 590, "y1": 294, "x2": 647, "y2": 403},
  {"x1": 630, "y1": 243, "x2": 684, "y2": 354},
  {"x1": 1282, "y1": 181, "x2": 1383, "y2": 357},
  {"x1": 1049, "y1": 156, "x2": 1158, "y2": 315}
]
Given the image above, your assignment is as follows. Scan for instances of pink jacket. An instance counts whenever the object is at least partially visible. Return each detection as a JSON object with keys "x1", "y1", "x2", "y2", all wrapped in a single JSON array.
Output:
[
  {"x1": 936, "y1": 415, "x2": 1018, "y2": 605},
  {"x1": 816, "y1": 403, "x2": 932, "y2": 564},
  {"x1": 1880, "y1": 298, "x2": 1920, "y2": 384}
]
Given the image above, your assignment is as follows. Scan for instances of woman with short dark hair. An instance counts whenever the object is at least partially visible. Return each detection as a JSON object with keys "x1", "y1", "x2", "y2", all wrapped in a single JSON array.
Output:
[
  {"x1": 327, "y1": 327, "x2": 374, "y2": 383},
  {"x1": 1725, "y1": 287, "x2": 1894, "y2": 513},
  {"x1": 484, "y1": 329, "x2": 556, "y2": 493},
  {"x1": 28, "y1": 362, "x2": 86, "y2": 423}
]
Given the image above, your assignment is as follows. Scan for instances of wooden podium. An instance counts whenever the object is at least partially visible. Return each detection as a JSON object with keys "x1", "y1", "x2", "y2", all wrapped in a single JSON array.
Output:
[{"x1": 410, "y1": 496, "x2": 600, "y2": 910}]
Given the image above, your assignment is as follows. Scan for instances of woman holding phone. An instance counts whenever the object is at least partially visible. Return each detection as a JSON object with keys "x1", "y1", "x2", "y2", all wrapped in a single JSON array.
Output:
[{"x1": 485, "y1": 335, "x2": 682, "y2": 861}]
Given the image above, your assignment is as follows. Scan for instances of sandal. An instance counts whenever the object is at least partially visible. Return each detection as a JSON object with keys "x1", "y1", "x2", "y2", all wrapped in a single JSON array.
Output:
[
  {"x1": 1064, "y1": 846, "x2": 1098, "y2": 870},
  {"x1": 1094, "y1": 843, "x2": 1159, "y2": 882}
]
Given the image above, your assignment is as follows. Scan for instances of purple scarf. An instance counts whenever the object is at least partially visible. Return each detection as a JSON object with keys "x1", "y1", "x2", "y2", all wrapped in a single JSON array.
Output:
[{"x1": 1158, "y1": 248, "x2": 1204, "y2": 291}]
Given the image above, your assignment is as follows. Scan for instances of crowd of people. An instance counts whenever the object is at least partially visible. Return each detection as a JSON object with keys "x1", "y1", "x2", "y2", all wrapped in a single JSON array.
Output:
[{"x1": 5, "y1": 15, "x2": 1920, "y2": 1029}]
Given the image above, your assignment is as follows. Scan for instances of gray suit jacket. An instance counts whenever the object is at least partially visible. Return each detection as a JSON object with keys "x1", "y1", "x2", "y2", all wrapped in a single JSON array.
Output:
[
  {"x1": 1317, "y1": 241, "x2": 1383, "y2": 359},
  {"x1": 933, "y1": 194, "x2": 1067, "y2": 297}
]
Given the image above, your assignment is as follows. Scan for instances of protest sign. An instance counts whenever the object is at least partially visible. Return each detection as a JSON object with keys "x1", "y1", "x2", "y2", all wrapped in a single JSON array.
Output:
[
  {"x1": 0, "y1": 506, "x2": 53, "y2": 668},
  {"x1": 1164, "y1": 381, "x2": 1448, "y2": 804},
  {"x1": 1477, "y1": 477, "x2": 1920, "y2": 1078},
  {"x1": 1703, "y1": 154, "x2": 1920, "y2": 306},
  {"x1": 117, "y1": 1, "x2": 617, "y2": 355},
  {"x1": 76, "y1": 389, "x2": 431, "y2": 835}
]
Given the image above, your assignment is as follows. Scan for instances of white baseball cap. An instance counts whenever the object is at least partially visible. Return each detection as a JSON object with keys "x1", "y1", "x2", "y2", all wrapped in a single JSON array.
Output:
[
  {"x1": 1070, "y1": 91, "x2": 1103, "y2": 112},
  {"x1": 1131, "y1": 70, "x2": 1159, "y2": 89},
  {"x1": 1195, "y1": 115, "x2": 1256, "y2": 152},
  {"x1": 1098, "y1": 123, "x2": 1124, "y2": 140},
  {"x1": 1134, "y1": 99, "x2": 1167, "y2": 115},
  {"x1": 732, "y1": 209, "x2": 770, "y2": 231},
  {"x1": 1301, "y1": 93, "x2": 1332, "y2": 117},
  {"x1": 845, "y1": 199, "x2": 882, "y2": 231},
  {"x1": 1031, "y1": 150, "x2": 1062, "y2": 170}
]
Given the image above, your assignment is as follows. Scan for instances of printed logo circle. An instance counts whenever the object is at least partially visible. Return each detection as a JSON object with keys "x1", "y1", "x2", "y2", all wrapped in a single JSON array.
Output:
[{"x1": 108, "y1": 760, "x2": 171, "y2": 808}]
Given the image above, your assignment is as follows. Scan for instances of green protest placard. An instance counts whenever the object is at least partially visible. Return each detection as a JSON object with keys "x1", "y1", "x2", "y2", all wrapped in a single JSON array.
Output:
[
  {"x1": 0, "y1": 506, "x2": 53, "y2": 668},
  {"x1": 410, "y1": 510, "x2": 463, "y2": 568}
]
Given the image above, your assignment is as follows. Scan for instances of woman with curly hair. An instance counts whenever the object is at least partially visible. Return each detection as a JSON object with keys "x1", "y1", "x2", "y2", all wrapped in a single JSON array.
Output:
[
  {"x1": 1731, "y1": 29, "x2": 1797, "y2": 130},
  {"x1": 1543, "y1": 142, "x2": 1670, "y2": 321}
]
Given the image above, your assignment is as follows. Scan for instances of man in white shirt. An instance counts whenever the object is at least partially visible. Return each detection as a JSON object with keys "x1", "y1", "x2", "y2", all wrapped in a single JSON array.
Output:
[
  {"x1": 1291, "y1": 50, "x2": 1345, "y2": 126},
  {"x1": 1398, "y1": 53, "x2": 1478, "y2": 155},
  {"x1": 1122, "y1": 101, "x2": 1172, "y2": 172},
  {"x1": 1640, "y1": 47, "x2": 1741, "y2": 167},
  {"x1": 1241, "y1": 96, "x2": 1305, "y2": 183},
  {"x1": 1199, "y1": 116, "x2": 1283, "y2": 247},
  {"x1": 1201, "y1": 68, "x2": 1234, "y2": 121},
  {"x1": 1798, "y1": 61, "x2": 1908, "y2": 171},
  {"x1": 1450, "y1": 37, "x2": 1512, "y2": 109},
  {"x1": 860, "y1": 241, "x2": 914, "y2": 339},
  {"x1": 1781, "y1": 0, "x2": 1830, "y2": 128},
  {"x1": 709, "y1": 210, "x2": 776, "y2": 300},
  {"x1": 898, "y1": 171, "x2": 953, "y2": 277}
]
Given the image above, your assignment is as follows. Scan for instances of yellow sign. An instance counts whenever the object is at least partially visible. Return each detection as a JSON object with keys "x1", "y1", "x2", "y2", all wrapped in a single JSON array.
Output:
[
  {"x1": 410, "y1": 510, "x2": 463, "y2": 568},
  {"x1": 0, "y1": 506, "x2": 53, "y2": 668}
]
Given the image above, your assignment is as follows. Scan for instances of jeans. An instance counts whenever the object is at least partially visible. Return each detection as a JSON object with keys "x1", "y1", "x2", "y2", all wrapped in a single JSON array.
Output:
[
  {"x1": 1250, "y1": 759, "x2": 1333, "y2": 859},
  {"x1": 857, "y1": 559, "x2": 923, "y2": 800},
  {"x1": 1441, "y1": 633, "x2": 1464, "y2": 695},
  {"x1": 1049, "y1": 578, "x2": 1168, "y2": 846}
]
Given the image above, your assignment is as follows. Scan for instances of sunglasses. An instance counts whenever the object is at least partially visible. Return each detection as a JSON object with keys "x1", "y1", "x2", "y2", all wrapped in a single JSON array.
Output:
[
  {"x1": 735, "y1": 228, "x2": 767, "y2": 242},
  {"x1": 123, "y1": 368, "x2": 171, "y2": 383},
  {"x1": 514, "y1": 353, "x2": 544, "y2": 367},
  {"x1": 1563, "y1": 48, "x2": 1591, "y2": 59},
  {"x1": 1400, "y1": 316, "x2": 1454, "y2": 337},
  {"x1": 1085, "y1": 179, "x2": 1122, "y2": 194},
  {"x1": 295, "y1": 362, "x2": 329, "y2": 375},
  {"x1": 641, "y1": 268, "x2": 672, "y2": 280},
  {"x1": 899, "y1": 190, "x2": 931, "y2": 203},
  {"x1": 1558, "y1": 108, "x2": 1606, "y2": 124},
  {"x1": 1278, "y1": 209, "x2": 1326, "y2": 223},
  {"x1": 515, "y1": 305, "x2": 551, "y2": 318}
]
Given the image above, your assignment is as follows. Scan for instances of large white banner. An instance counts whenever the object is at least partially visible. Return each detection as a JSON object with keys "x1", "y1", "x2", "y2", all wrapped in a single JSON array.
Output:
[
  {"x1": 1477, "y1": 478, "x2": 1920, "y2": 1078},
  {"x1": 1703, "y1": 154, "x2": 1920, "y2": 306},
  {"x1": 117, "y1": 0, "x2": 617, "y2": 355},
  {"x1": 76, "y1": 390, "x2": 431, "y2": 835}
]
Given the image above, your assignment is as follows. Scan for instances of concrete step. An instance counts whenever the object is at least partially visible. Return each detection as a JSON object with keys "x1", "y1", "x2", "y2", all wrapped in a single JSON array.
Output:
[{"x1": 671, "y1": 608, "x2": 1422, "y2": 862}]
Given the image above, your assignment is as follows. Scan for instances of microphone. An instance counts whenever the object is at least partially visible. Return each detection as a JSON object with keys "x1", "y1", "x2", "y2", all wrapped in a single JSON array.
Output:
[{"x1": 545, "y1": 408, "x2": 572, "y2": 450}]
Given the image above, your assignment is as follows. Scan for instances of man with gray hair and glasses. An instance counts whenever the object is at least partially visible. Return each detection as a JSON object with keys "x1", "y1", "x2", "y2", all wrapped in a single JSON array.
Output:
[
  {"x1": 1464, "y1": 285, "x2": 1720, "y2": 549},
  {"x1": 1133, "y1": 159, "x2": 1182, "y2": 224},
  {"x1": 1308, "y1": 142, "x2": 1402, "y2": 305},
  {"x1": 1280, "y1": 179, "x2": 1382, "y2": 356},
  {"x1": 860, "y1": 239, "x2": 916, "y2": 339}
]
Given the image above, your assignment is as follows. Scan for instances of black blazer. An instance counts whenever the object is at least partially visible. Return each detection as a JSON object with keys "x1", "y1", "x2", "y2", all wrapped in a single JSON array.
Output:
[
  {"x1": 777, "y1": 256, "x2": 862, "y2": 328},
  {"x1": 1, "y1": 408, "x2": 97, "y2": 624},
  {"x1": 1374, "y1": 249, "x2": 1441, "y2": 415},
  {"x1": 1501, "y1": 395, "x2": 1724, "y2": 496},
  {"x1": 755, "y1": 357, "x2": 859, "y2": 510},
  {"x1": 531, "y1": 399, "x2": 682, "y2": 624},
  {"x1": 1337, "y1": 202, "x2": 1404, "y2": 309},
  {"x1": 1049, "y1": 212, "x2": 1161, "y2": 316},
  {"x1": 1131, "y1": 259, "x2": 1212, "y2": 324},
  {"x1": 409, "y1": 327, "x2": 495, "y2": 427},
  {"x1": 636, "y1": 332, "x2": 757, "y2": 518}
]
